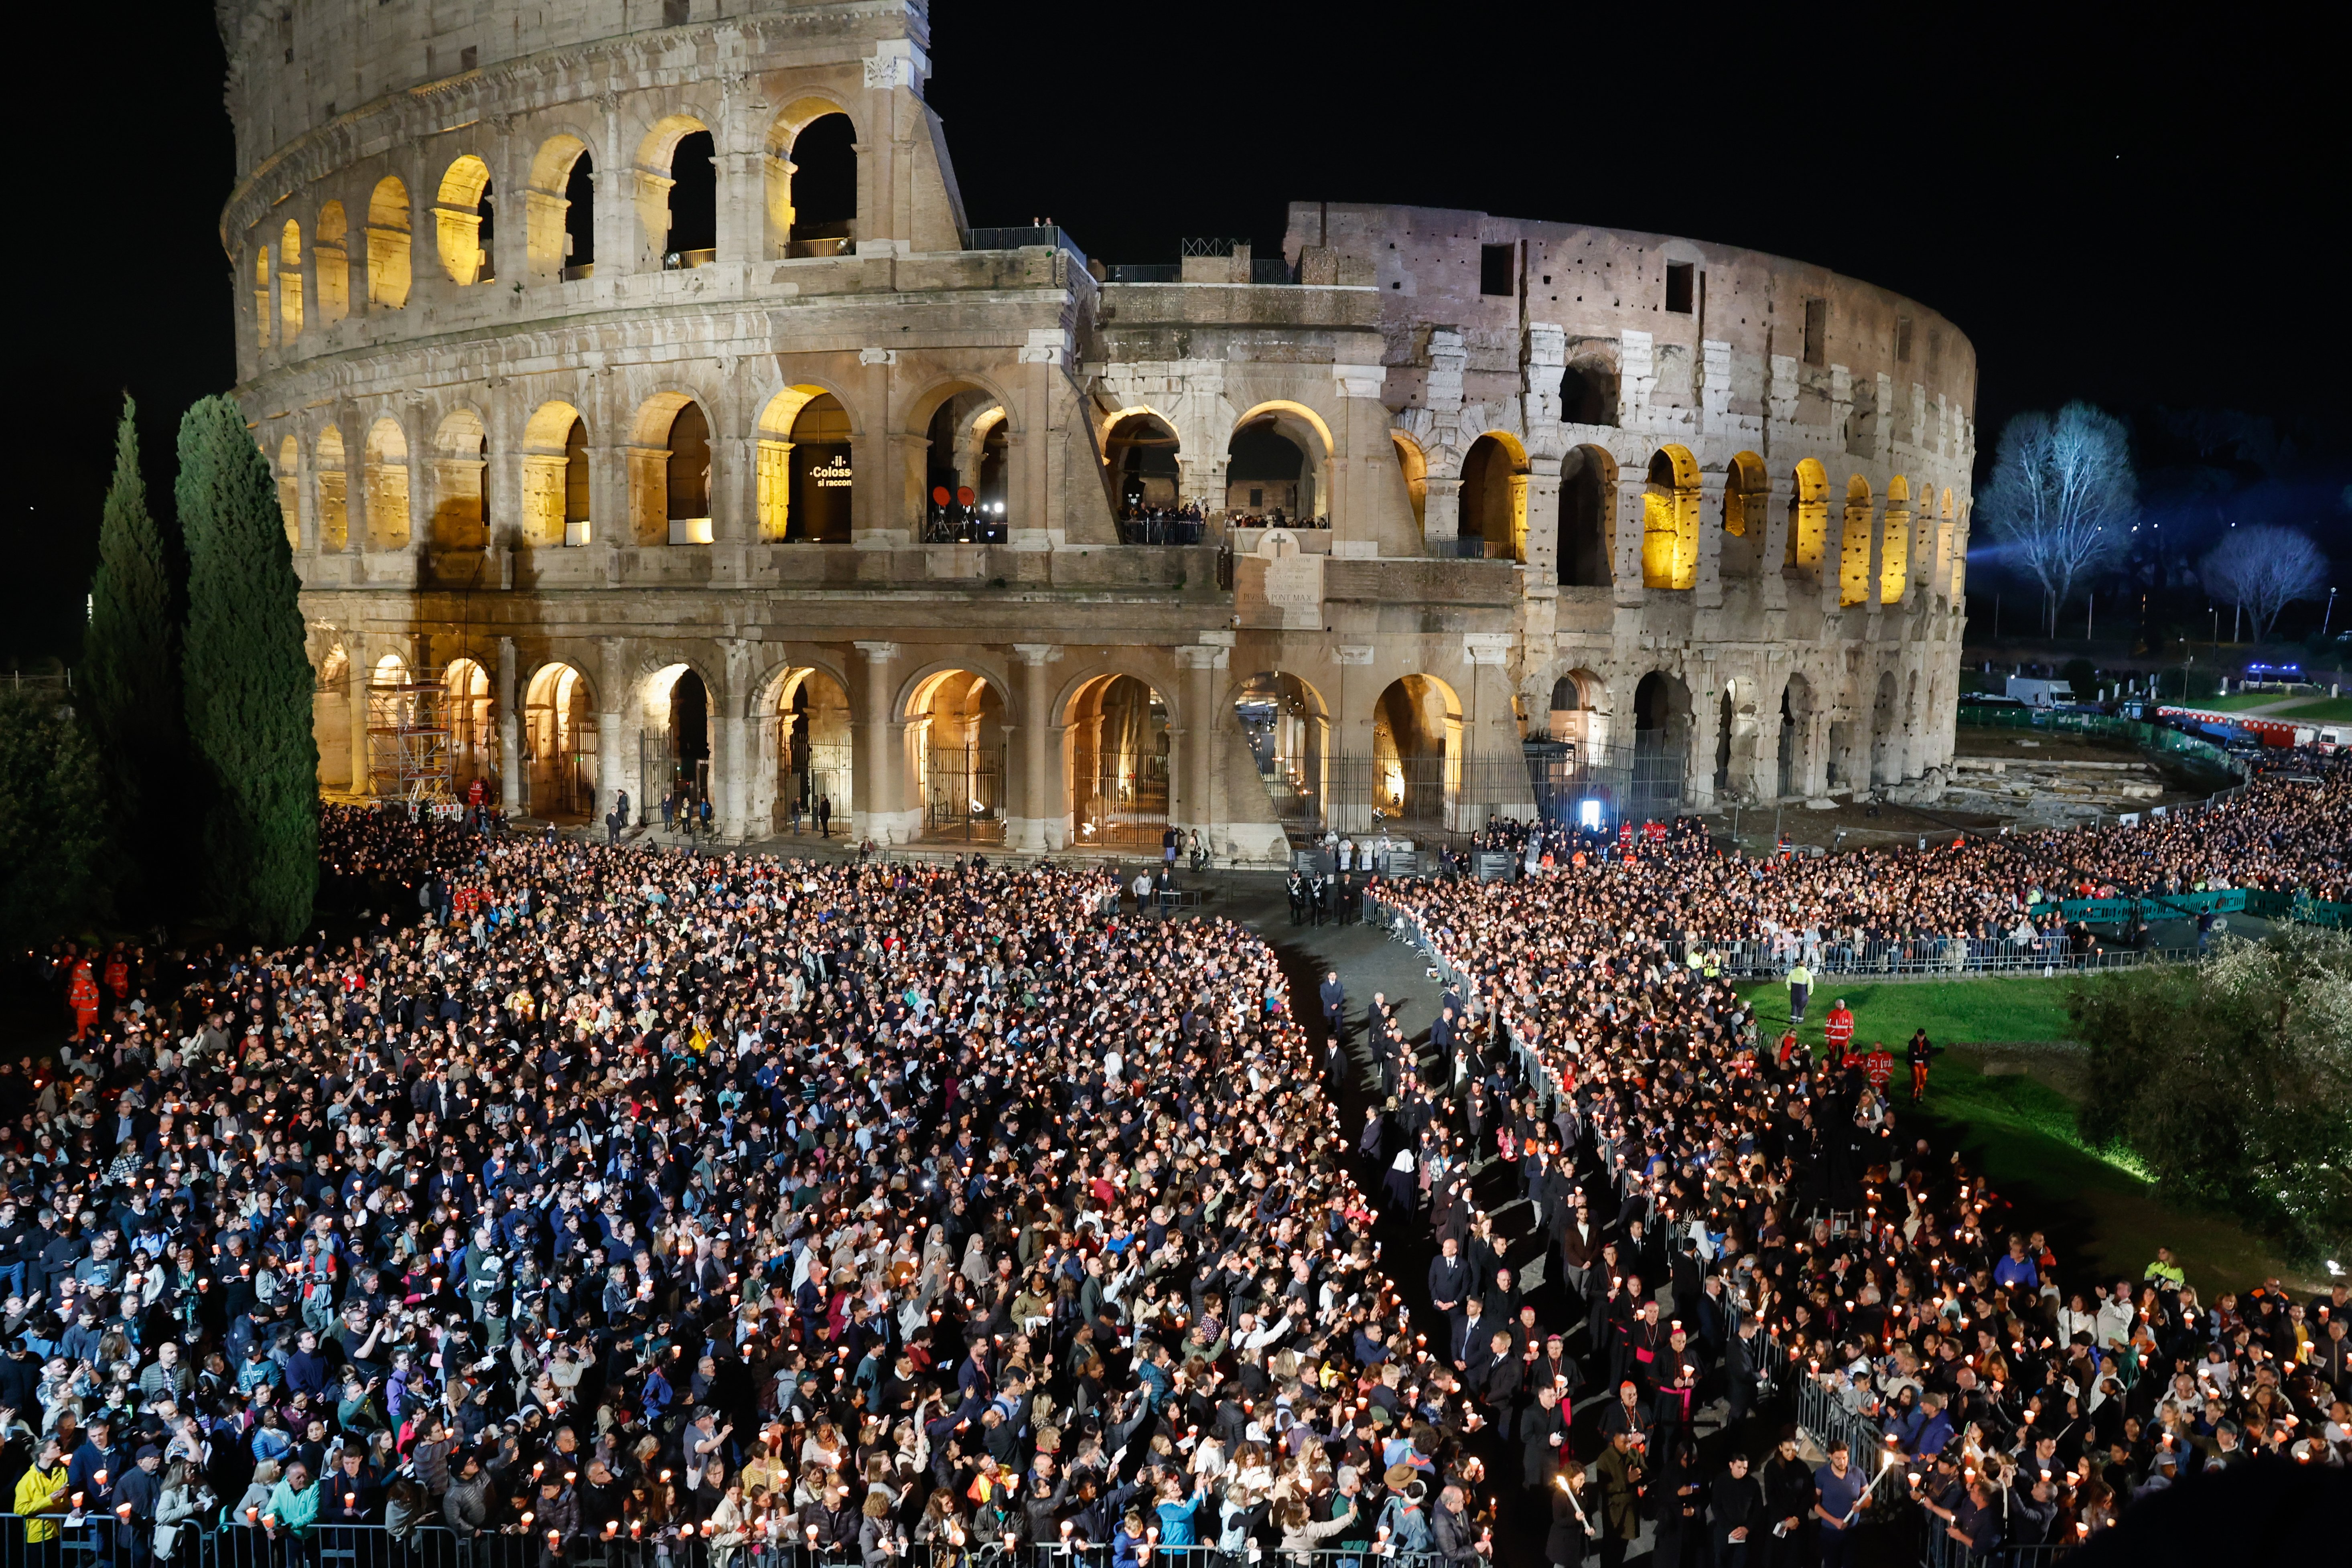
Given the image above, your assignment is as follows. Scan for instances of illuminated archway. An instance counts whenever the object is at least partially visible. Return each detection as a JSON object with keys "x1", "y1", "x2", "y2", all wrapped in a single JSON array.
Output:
[
  {"x1": 765, "y1": 99, "x2": 858, "y2": 258},
  {"x1": 1720, "y1": 451, "x2": 1768, "y2": 580},
  {"x1": 276, "y1": 436, "x2": 302, "y2": 549},
  {"x1": 640, "y1": 662, "x2": 713, "y2": 814},
  {"x1": 905, "y1": 668, "x2": 1007, "y2": 841},
  {"x1": 1104, "y1": 410, "x2": 1182, "y2": 527},
  {"x1": 755, "y1": 384, "x2": 855, "y2": 541},
  {"x1": 524, "y1": 662, "x2": 595, "y2": 820},
  {"x1": 1235, "y1": 670, "x2": 1330, "y2": 833},
  {"x1": 769, "y1": 666, "x2": 854, "y2": 830},
  {"x1": 1371, "y1": 674, "x2": 1463, "y2": 829},
  {"x1": 627, "y1": 394, "x2": 714, "y2": 544},
  {"x1": 522, "y1": 402, "x2": 591, "y2": 546},
  {"x1": 434, "y1": 154, "x2": 494, "y2": 284},
  {"x1": 914, "y1": 384, "x2": 1009, "y2": 541},
  {"x1": 315, "y1": 426, "x2": 348, "y2": 551},
  {"x1": 363, "y1": 418, "x2": 410, "y2": 549},
  {"x1": 635, "y1": 114, "x2": 714, "y2": 268},
  {"x1": 314, "y1": 201, "x2": 350, "y2": 324},
  {"x1": 278, "y1": 221, "x2": 304, "y2": 341},
  {"x1": 1065, "y1": 674, "x2": 1171, "y2": 848},
  {"x1": 1461, "y1": 432, "x2": 1528, "y2": 562},
  {"x1": 526, "y1": 135, "x2": 595, "y2": 282},
  {"x1": 430, "y1": 408, "x2": 488, "y2": 550},
  {"x1": 366, "y1": 176, "x2": 411, "y2": 308},
  {"x1": 1226, "y1": 401, "x2": 1333, "y2": 522},
  {"x1": 1642, "y1": 445, "x2": 1700, "y2": 589},
  {"x1": 442, "y1": 658, "x2": 495, "y2": 795}
]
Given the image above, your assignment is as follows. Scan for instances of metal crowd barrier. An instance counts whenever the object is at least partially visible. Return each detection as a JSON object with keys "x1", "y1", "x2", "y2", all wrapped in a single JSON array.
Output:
[
  {"x1": 1664, "y1": 934, "x2": 2196, "y2": 980},
  {"x1": 0, "y1": 1518, "x2": 1447, "y2": 1568}
]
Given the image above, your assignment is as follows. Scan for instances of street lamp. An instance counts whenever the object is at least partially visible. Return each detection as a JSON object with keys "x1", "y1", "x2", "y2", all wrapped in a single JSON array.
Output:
[{"x1": 2325, "y1": 587, "x2": 2339, "y2": 638}]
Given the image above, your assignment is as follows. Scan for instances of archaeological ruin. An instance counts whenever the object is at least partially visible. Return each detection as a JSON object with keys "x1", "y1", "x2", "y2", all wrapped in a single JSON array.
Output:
[{"x1": 217, "y1": 0, "x2": 1976, "y2": 858}]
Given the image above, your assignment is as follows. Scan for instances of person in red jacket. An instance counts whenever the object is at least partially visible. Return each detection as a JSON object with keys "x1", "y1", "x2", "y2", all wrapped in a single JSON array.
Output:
[
  {"x1": 1823, "y1": 1000, "x2": 1855, "y2": 1063},
  {"x1": 1776, "y1": 1028, "x2": 1802, "y2": 1069},
  {"x1": 1864, "y1": 1041, "x2": 1895, "y2": 1095},
  {"x1": 67, "y1": 957, "x2": 100, "y2": 1041}
]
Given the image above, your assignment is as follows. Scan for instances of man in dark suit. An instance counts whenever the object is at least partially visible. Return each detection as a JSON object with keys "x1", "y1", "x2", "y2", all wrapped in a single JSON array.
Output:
[
  {"x1": 1427, "y1": 1234, "x2": 1469, "y2": 1333},
  {"x1": 1318, "y1": 970, "x2": 1346, "y2": 1043}
]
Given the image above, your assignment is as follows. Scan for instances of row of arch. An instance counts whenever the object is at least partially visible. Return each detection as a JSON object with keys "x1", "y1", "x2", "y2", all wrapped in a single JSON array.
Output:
[
  {"x1": 248, "y1": 103, "x2": 857, "y2": 347},
  {"x1": 274, "y1": 381, "x2": 932, "y2": 552},
  {"x1": 1417, "y1": 432, "x2": 1964, "y2": 602}
]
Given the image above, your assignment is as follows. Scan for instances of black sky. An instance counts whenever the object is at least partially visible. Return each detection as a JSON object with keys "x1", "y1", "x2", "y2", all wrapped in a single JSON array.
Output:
[{"x1": 12, "y1": 3, "x2": 2340, "y2": 659}]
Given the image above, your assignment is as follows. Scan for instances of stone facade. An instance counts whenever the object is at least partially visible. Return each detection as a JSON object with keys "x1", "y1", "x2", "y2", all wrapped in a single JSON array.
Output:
[{"x1": 220, "y1": 0, "x2": 1975, "y2": 859}]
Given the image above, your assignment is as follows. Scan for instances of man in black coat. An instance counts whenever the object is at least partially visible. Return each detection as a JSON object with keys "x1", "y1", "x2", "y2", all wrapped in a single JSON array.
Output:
[{"x1": 1709, "y1": 1451, "x2": 1766, "y2": 1567}]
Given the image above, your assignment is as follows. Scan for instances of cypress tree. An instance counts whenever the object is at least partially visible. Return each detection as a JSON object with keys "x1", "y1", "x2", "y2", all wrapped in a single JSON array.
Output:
[
  {"x1": 177, "y1": 394, "x2": 319, "y2": 941},
  {"x1": 83, "y1": 394, "x2": 185, "y2": 910}
]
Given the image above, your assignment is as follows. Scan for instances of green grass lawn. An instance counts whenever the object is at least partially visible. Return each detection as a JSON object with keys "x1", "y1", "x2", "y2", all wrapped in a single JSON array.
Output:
[
  {"x1": 2188, "y1": 691, "x2": 2299, "y2": 712},
  {"x1": 1735, "y1": 975, "x2": 2076, "y2": 1050},
  {"x1": 2275, "y1": 697, "x2": 2352, "y2": 722}
]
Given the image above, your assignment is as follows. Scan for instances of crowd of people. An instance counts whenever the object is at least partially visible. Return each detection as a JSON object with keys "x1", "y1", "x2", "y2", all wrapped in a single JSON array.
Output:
[
  {"x1": 7, "y1": 811, "x2": 1518, "y2": 1568},
  {"x1": 1366, "y1": 756, "x2": 2352, "y2": 1563},
  {"x1": 6, "y1": 751, "x2": 2348, "y2": 1568},
  {"x1": 1112, "y1": 506, "x2": 1209, "y2": 548}
]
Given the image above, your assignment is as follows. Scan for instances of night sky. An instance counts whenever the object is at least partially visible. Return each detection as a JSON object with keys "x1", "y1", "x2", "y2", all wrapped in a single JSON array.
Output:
[{"x1": 14, "y1": 4, "x2": 2340, "y2": 661}]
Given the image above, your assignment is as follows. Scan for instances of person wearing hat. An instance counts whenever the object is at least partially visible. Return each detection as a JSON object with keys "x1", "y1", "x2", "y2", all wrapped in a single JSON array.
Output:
[
  {"x1": 1374, "y1": 1465, "x2": 1432, "y2": 1554},
  {"x1": 115, "y1": 1444, "x2": 164, "y2": 1558}
]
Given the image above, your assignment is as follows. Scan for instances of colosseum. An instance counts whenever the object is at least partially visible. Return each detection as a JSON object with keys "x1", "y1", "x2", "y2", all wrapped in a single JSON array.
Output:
[{"x1": 218, "y1": 0, "x2": 1975, "y2": 860}]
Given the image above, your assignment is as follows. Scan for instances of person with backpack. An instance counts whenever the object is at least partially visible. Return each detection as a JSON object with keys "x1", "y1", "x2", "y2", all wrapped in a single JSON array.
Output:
[{"x1": 1374, "y1": 1465, "x2": 1431, "y2": 1556}]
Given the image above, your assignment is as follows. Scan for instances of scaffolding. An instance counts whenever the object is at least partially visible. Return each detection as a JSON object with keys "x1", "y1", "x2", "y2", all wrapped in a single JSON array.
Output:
[{"x1": 365, "y1": 666, "x2": 456, "y2": 805}]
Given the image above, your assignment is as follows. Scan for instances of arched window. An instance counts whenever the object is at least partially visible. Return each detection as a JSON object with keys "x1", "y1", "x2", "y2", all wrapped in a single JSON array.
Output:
[
  {"x1": 252, "y1": 244, "x2": 271, "y2": 349},
  {"x1": 434, "y1": 154, "x2": 495, "y2": 284},
  {"x1": 627, "y1": 394, "x2": 713, "y2": 544},
  {"x1": 909, "y1": 391, "x2": 1004, "y2": 541},
  {"x1": 755, "y1": 389, "x2": 853, "y2": 542},
  {"x1": 521, "y1": 403, "x2": 591, "y2": 546},
  {"x1": 315, "y1": 201, "x2": 350, "y2": 324},
  {"x1": 1641, "y1": 446, "x2": 1699, "y2": 589},
  {"x1": 363, "y1": 417, "x2": 410, "y2": 549},
  {"x1": 316, "y1": 426, "x2": 348, "y2": 551},
  {"x1": 430, "y1": 409, "x2": 489, "y2": 550},
  {"x1": 526, "y1": 136, "x2": 595, "y2": 282},
  {"x1": 1720, "y1": 452, "x2": 1767, "y2": 580},
  {"x1": 765, "y1": 103, "x2": 858, "y2": 258},
  {"x1": 278, "y1": 221, "x2": 303, "y2": 340},
  {"x1": 1560, "y1": 358, "x2": 1618, "y2": 426},
  {"x1": 367, "y1": 176, "x2": 412, "y2": 308},
  {"x1": 276, "y1": 436, "x2": 302, "y2": 548},
  {"x1": 669, "y1": 130, "x2": 715, "y2": 260},
  {"x1": 1226, "y1": 422, "x2": 1308, "y2": 521},
  {"x1": 1559, "y1": 446, "x2": 1613, "y2": 588},
  {"x1": 1460, "y1": 433, "x2": 1527, "y2": 562}
]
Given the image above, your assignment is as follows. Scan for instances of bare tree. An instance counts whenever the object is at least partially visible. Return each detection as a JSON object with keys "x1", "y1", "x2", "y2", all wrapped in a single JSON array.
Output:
[
  {"x1": 2202, "y1": 525, "x2": 2328, "y2": 642},
  {"x1": 1980, "y1": 402, "x2": 2136, "y2": 635}
]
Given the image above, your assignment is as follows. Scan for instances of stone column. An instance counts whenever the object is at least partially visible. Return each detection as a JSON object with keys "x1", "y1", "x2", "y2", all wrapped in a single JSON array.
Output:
[
  {"x1": 1463, "y1": 634, "x2": 1533, "y2": 823},
  {"x1": 497, "y1": 636, "x2": 522, "y2": 815},
  {"x1": 1177, "y1": 646, "x2": 1222, "y2": 837},
  {"x1": 854, "y1": 641, "x2": 902, "y2": 843},
  {"x1": 1010, "y1": 645, "x2": 1060, "y2": 853},
  {"x1": 598, "y1": 636, "x2": 628, "y2": 822},
  {"x1": 1760, "y1": 469, "x2": 1793, "y2": 613},
  {"x1": 1695, "y1": 471, "x2": 1728, "y2": 609},
  {"x1": 1613, "y1": 476, "x2": 1646, "y2": 607},
  {"x1": 1687, "y1": 661, "x2": 1720, "y2": 810},
  {"x1": 1423, "y1": 476, "x2": 1461, "y2": 545},
  {"x1": 347, "y1": 628, "x2": 371, "y2": 796},
  {"x1": 1522, "y1": 458, "x2": 1562, "y2": 585},
  {"x1": 715, "y1": 638, "x2": 753, "y2": 838}
]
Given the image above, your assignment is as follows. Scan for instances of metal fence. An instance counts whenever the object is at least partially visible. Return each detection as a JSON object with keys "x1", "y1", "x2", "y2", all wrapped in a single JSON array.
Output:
[
  {"x1": 1664, "y1": 933, "x2": 2197, "y2": 980},
  {"x1": 0, "y1": 1519, "x2": 1447, "y2": 1568}
]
